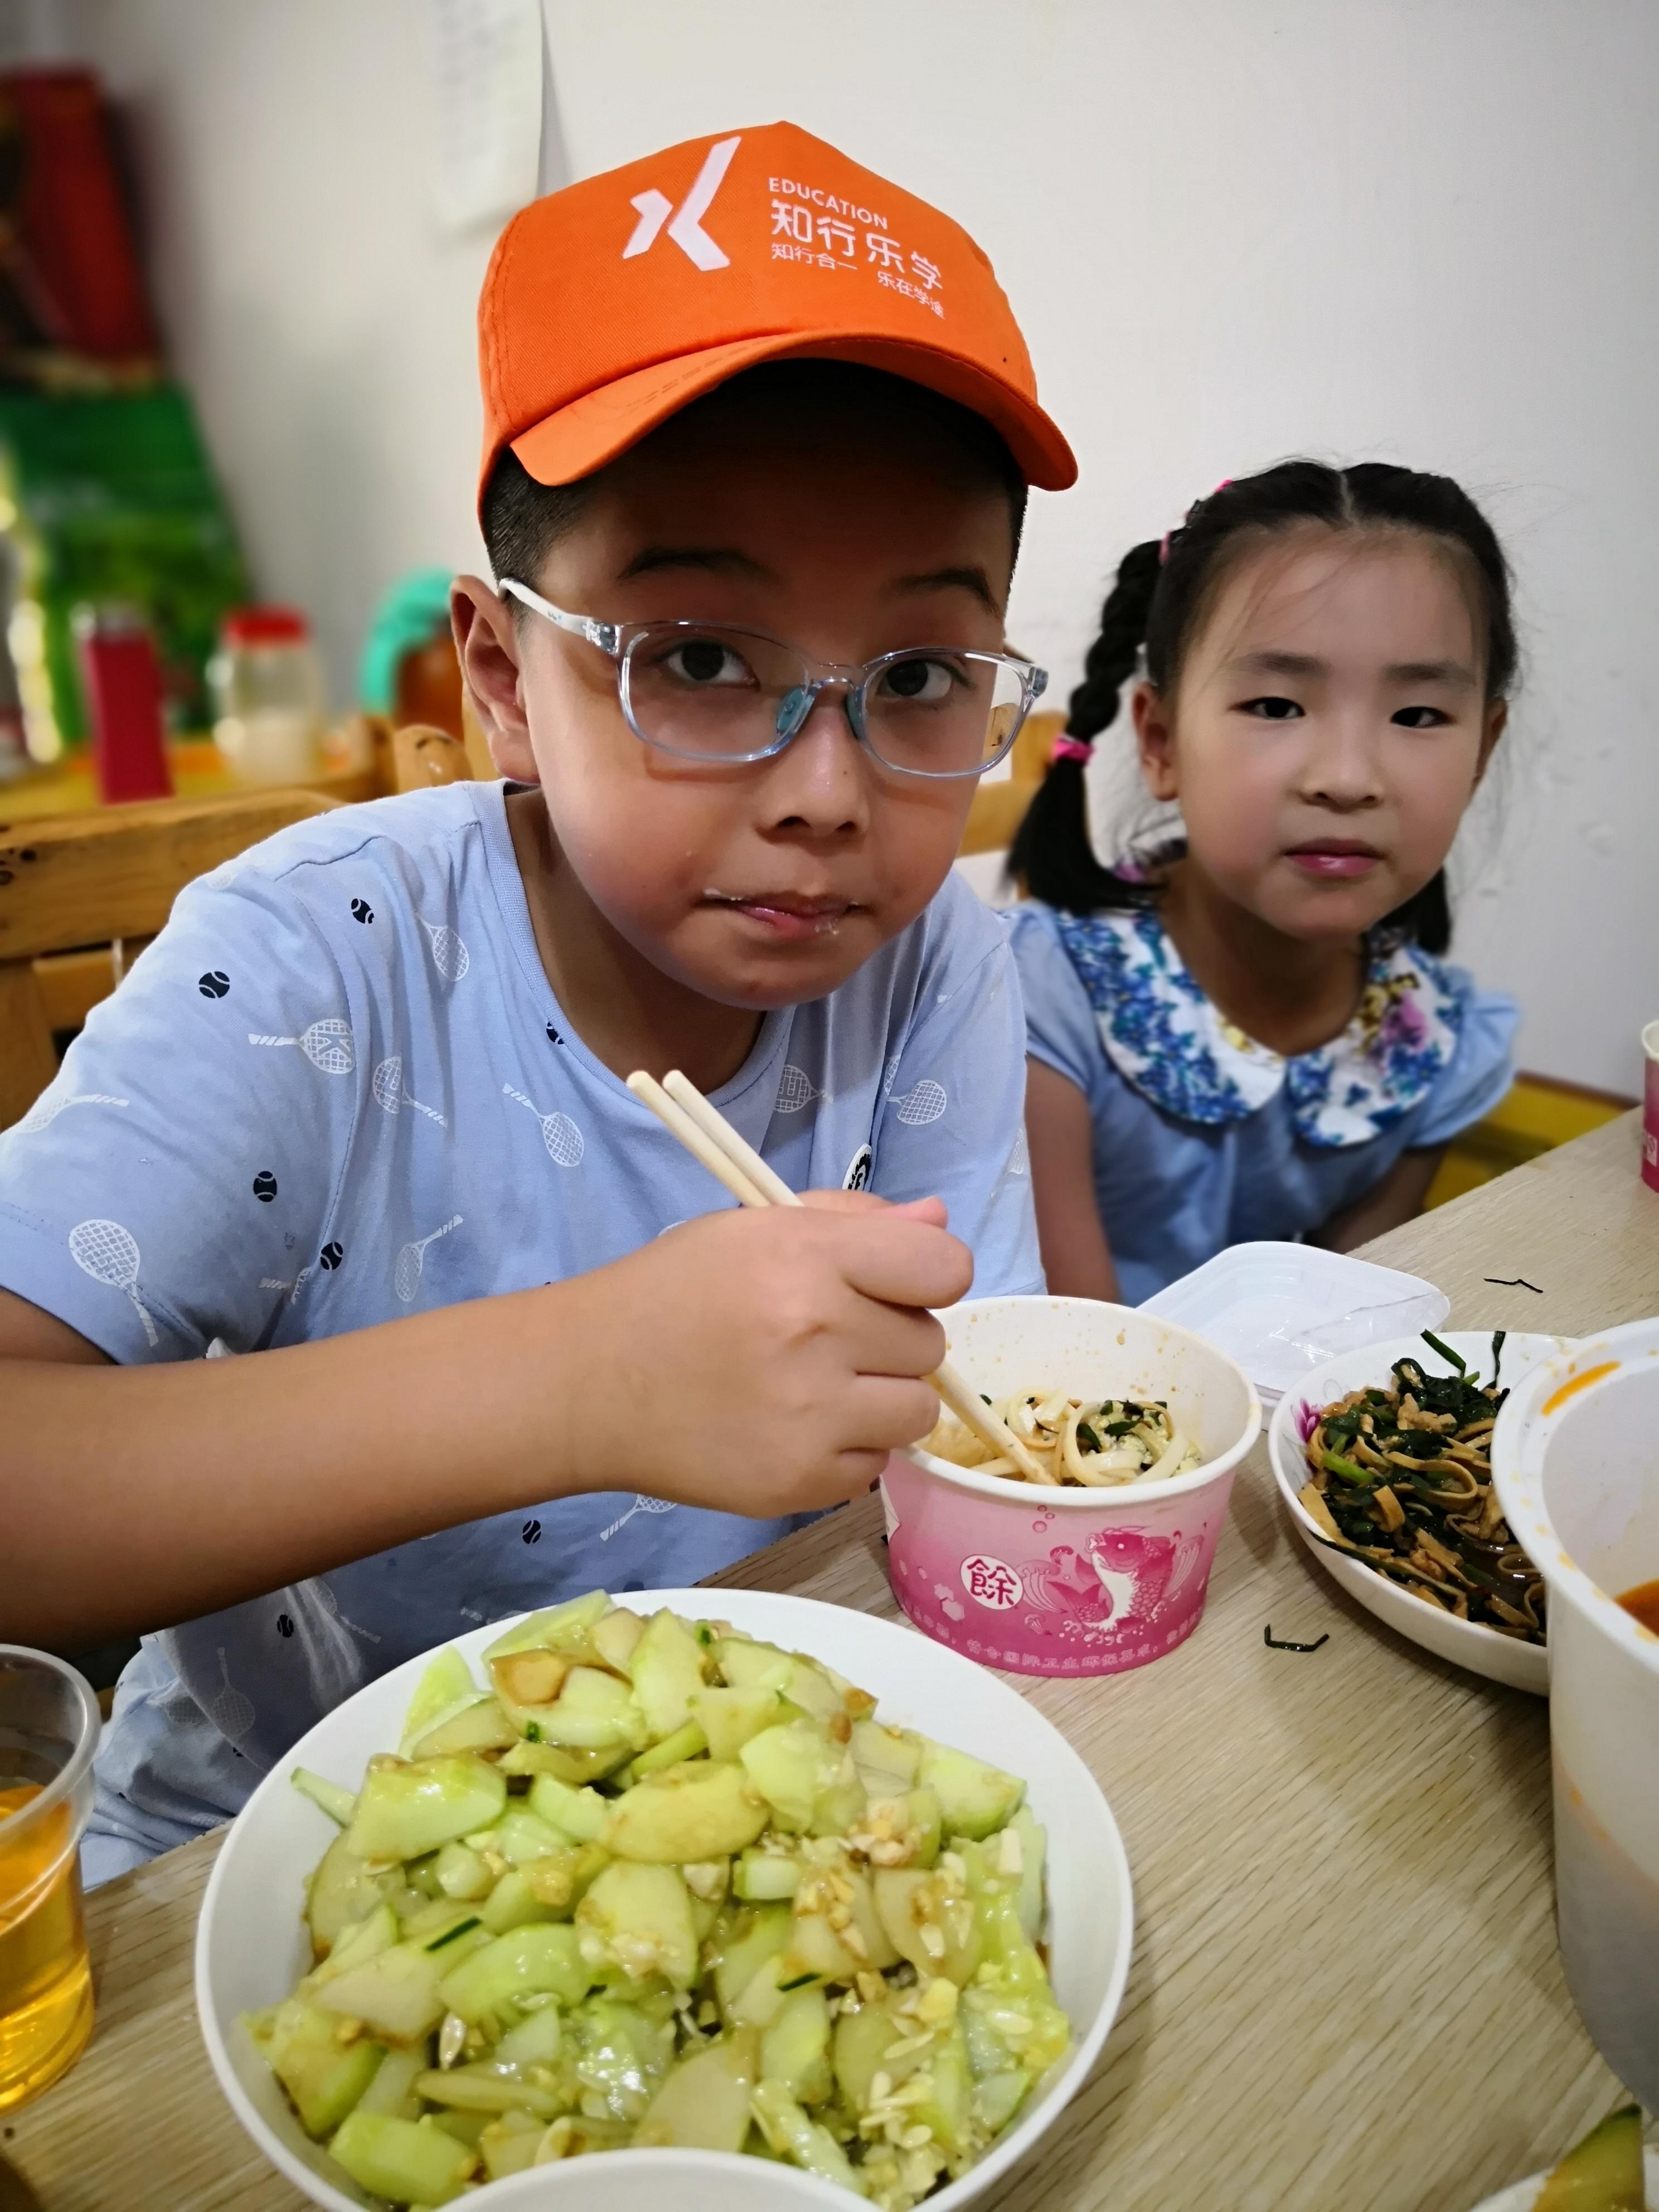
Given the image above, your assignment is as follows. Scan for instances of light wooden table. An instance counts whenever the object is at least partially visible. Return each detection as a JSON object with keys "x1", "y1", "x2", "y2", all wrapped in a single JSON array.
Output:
[
  {"x1": 0, "y1": 740, "x2": 379, "y2": 826},
  {"x1": 9, "y1": 1114, "x2": 1658, "y2": 2212}
]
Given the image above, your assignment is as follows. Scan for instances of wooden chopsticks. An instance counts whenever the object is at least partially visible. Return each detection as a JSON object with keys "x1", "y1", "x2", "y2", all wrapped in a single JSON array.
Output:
[{"x1": 626, "y1": 1066, "x2": 1053, "y2": 1483}]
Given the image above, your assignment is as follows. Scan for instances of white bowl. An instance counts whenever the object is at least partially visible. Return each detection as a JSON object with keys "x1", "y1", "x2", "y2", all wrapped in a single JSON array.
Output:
[
  {"x1": 196, "y1": 1589, "x2": 1133, "y2": 2211},
  {"x1": 1268, "y1": 1332, "x2": 1574, "y2": 1697},
  {"x1": 472, "y1": 2146, "x2": 855, "y2": 2208},
  {"x1": 1468, "y1": 2147, "x2": 1659, "y2": 2211}
]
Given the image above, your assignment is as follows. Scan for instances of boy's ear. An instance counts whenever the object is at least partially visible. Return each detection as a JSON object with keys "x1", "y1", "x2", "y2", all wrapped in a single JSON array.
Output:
[
  {"x1": 1131, "y1": 678, "x2": 1179, "y2": 802},
  {"x1": 451, "y1": 576, "x2": 537, "y2": 783}
]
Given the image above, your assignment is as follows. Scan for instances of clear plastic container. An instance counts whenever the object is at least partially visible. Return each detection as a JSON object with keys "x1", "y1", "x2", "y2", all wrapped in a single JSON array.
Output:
[
  {"x1": 209, "y1": 606, "x2": 323, "y2": 785},
  {"x1": 1137, "y1": 1239, "x2": 1449, "y2": 1404}
]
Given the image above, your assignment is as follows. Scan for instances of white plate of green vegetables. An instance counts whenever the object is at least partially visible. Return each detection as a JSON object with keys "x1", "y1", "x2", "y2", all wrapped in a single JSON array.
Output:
[
  {"x1": 1268, "y1": 1332, "x2": 1575, "y2": 1697},
  {"x1": 195, "y1": 1587, "x2": 1132, "y2": 2210}
]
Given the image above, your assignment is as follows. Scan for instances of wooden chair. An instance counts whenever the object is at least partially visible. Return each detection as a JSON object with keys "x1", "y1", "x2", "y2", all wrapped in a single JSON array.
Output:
[
  {"x1": 960, "y1": 709, "x2": 1063, "y2": 859},
  {"x1": 0, "y1": 789, "x2": 340, "y2": 1129},
  {"x1": 390, "y1": 721, "x2": 473, "y2": 792},
  {"x1": 387, "y1": 688, "x2": 496, "y2": 793}
]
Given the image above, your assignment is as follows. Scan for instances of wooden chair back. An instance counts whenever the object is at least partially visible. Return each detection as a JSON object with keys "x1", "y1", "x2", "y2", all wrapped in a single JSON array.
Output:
[
  {"x1": 959, "y1": 709, "x2": 1063, "y2": 858},
  {"x1": 390, "y1": 722, "x2": 472, "y2": 792},
  {"x1": 0, "y1": 790, "x2": 339, "y2": 1128}
]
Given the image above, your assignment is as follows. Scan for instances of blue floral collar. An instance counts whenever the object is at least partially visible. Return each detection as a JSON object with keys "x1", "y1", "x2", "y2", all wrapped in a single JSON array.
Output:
[{"x1": 1051, "y1": 905, "x2": 1466, "y2": 1149}]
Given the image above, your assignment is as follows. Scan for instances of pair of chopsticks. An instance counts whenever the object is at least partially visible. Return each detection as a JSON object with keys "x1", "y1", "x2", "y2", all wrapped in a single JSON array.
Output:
[{"x1": 627, "y1": 1066, "x2": 1051, "y2": 1483}]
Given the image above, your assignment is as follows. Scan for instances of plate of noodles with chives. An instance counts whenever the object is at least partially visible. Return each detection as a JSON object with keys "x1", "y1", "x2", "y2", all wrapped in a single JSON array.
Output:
[{"x1": 1267, "y1": 1331, "x2": 1576, "y2": 1696}]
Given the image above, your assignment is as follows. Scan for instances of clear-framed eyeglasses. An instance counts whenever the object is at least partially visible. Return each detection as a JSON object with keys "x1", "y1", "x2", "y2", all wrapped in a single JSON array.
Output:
[{"x1": 500, "y1": 577, "x2": 1047, "y2": 781}]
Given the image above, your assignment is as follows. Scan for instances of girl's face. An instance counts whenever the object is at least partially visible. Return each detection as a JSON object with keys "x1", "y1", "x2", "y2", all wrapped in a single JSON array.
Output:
[{"x1": 1132, "y1": 527, "x2": 1506, "y2": 942}]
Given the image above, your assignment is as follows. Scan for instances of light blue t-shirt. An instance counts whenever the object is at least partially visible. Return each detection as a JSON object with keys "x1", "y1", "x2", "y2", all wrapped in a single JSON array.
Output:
[
  {"x1": 0, "y1": 784, "x2": 1039, "y2": 1879},
  {"x1": 1007, "y1": 898, "x2": 1516, "y2": 1307}
]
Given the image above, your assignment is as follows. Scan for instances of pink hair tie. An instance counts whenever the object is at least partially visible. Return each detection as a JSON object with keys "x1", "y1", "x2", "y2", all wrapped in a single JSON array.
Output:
[
  {"x1": 1050, "y1": 735, "x2": 1093, "y2": 763},
  {"x1": 1160, "y1": 476, "x2": 1234, "y2": 564}
]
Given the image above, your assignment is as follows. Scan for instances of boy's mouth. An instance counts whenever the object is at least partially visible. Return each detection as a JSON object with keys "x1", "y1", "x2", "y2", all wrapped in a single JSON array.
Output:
[
  {"x1": 1284, "y1": 838, "x2": 1384, "y2": 880},
  {"x1": 702, "y1": 891, "x2": 858, "y2": 941}
]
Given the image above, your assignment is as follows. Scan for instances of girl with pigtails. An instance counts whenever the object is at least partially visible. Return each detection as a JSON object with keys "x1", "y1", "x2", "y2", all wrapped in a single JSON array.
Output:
[{"x1": 1006, "y1": 460, "x2": 1519, "y2": 1304}]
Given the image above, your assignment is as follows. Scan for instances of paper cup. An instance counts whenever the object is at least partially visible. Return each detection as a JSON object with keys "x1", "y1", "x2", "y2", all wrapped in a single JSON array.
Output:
[
  {"x1": 882, "y1": 1297, "x2": 1260, "y2": 1677},
  {"x1": 1643, "y1": 1021, "x2": 1659, "y2": 1191},
  {"x1": 1493, "y1": 1325, "x2": 1659, "y2": 2108}
]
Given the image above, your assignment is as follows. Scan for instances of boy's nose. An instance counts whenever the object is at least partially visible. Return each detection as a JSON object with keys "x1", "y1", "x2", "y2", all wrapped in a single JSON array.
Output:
[{"x1": 760, "y1": 691, "x2": 870, "y2": 836}]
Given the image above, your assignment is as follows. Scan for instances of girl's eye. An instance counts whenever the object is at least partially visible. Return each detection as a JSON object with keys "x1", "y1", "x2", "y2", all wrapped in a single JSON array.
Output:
[
  {"x1": 875, "y1": 656, "x2": 959, "y2": 705},
  {"x1": 1239, "y1": 695, "x2": 1303, "y2": 720},
  {"x1": 1392, "y1": 705, "x2": 1451, "y2": 729},
  {"x1": 659, "y1": 638, "x2": 755, "y2": 687}
]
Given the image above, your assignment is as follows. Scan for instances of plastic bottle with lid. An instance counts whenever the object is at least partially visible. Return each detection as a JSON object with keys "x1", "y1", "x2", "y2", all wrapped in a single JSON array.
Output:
[{"x1": 208, "y1": 606, "x2": 324, "y2": 785}]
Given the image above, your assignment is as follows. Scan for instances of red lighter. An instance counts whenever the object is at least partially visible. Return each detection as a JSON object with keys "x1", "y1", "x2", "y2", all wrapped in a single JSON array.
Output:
[{"x1": 74, "y1": 605, "x2": 172, "y2": 803}]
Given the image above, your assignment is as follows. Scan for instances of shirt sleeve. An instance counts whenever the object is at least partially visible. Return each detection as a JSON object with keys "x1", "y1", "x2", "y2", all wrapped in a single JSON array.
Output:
[
  {"x1": 0, "y1": 861, "x2": 364, "y2": 1362},
  {"x1": 1409, "y1": 976, "x2": 1520, "y2": 1149},
  {"x1": 1003, "y1": 901, "x2": 1105, "y2": 1100},
  {"x1": 870, "y1": 921, "x2": 1044, "y2": 1297}
]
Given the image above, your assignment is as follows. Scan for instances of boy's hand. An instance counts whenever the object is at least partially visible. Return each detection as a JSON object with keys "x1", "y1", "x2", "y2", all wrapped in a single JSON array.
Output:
[{"x1": 565, "y1": 1195, "x2": 971, "y2": 1519}]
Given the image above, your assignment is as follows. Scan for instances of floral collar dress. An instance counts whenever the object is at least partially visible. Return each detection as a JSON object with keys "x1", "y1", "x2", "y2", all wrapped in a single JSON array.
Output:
[{"x1": 1006, "y1": 898, "x2": 1518, "y2": 1306}]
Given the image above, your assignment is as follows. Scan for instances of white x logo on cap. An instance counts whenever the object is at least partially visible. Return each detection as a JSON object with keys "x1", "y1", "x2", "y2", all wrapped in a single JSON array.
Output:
[{"x1": 622, "y1": 134, "x2": 741, "y2": 271}]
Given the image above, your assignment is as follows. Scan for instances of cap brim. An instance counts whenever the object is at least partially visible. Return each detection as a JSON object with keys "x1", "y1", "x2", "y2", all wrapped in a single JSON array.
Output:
[{"x1": 507, "y1": 329, "x2": 1077, "y2": 493}]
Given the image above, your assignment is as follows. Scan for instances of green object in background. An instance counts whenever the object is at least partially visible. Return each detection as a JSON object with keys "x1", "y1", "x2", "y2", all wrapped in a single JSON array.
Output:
[
  {"x1": 0, "y1": 381, "x2": 249, "y2": 753},
  {"x1": 358, "y1": 567, "x2": 455, "y2": 713}
]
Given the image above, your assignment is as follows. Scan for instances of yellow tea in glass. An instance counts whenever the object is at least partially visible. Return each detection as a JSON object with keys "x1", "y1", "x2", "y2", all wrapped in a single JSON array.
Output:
[{"x1": 0, "y1": 1649, "x2": 100, "y2": 2111}]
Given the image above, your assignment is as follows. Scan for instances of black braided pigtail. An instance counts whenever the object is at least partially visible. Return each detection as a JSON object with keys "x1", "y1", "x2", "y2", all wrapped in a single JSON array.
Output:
[{"x1": 1010, "y1": 540, "x2": 1163, "y2": 912}]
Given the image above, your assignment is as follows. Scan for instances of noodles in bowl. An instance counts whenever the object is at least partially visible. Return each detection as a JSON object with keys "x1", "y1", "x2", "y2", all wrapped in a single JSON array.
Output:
[{"x1": 924, "y1": 1391, "x2": 1201, "y2": 1490}]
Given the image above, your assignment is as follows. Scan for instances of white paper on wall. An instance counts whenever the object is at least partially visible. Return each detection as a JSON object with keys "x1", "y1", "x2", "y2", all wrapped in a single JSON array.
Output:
[{"x1": 425, "y1": 0, "x2": 544, "y2": 235}]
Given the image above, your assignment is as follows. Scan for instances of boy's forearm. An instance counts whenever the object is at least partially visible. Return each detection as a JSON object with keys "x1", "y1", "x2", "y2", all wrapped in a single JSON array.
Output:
[{"x1": 0, "y1": 1287, "x2": 590, "y2": 1650}]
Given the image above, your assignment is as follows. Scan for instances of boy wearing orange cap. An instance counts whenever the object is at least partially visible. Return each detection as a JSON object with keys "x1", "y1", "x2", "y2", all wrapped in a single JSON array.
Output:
[{"x1": 0, "y1": 124, "x2": 1074, "y2": 1876}]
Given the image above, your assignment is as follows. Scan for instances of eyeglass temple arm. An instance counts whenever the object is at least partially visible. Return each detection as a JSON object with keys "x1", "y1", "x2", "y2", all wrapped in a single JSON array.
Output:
[{"x1": 499, "y1": 579, "x2": 621, "y2": 656}]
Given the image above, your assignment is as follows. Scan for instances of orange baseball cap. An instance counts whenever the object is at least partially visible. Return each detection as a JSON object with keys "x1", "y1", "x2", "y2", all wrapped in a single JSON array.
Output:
[{"x1": 477, "y1": 120, "x2": 1075, "y2": 507}]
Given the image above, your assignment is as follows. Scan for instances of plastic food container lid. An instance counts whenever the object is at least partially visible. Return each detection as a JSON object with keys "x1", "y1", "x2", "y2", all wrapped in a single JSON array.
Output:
[
  {"x1": 1138, "y1": 1239, "x2": 1450, "y2": 1403},
  {"x1": 221, "y1": 605, "x2": 311, "y2": 645}
]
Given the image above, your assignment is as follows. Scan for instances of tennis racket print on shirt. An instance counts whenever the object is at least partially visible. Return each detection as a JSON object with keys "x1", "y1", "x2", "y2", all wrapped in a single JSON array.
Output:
[
  {"x1": 775, "y1": 1064, "x2": 825, "y2": 1113},
  {"x1": 246, "y1": 1018, "x2": 355, "y2": 1075},
  {"x1": 894, "y1": 1078, "x2": 947, "y2": 1126},
  {"x1": 67, "y1": 1217, "x2": 159, "y2": 1347},
  {"x1": 395, "y1": 1214, "x2": 461, "y2": 1302},
  {"x1": 372, "y1": 1055, "x2": 445, "y2": 1126},
  {"x1": 420, "y1": 918, "x2": 470, "y2": 982},
  {"x1": 503, "y1": 1084, "x2": 584, "y2": 1166},
  {"x1": 15, "y1": 1091, "x2": 129, "y2": 1135},
  {"x1": 208, "y1": 1647, "x2": 255, "y2": 1745},
  {"x1": 600, "y1": 1495, "x2": 676, "y2": 1542}
]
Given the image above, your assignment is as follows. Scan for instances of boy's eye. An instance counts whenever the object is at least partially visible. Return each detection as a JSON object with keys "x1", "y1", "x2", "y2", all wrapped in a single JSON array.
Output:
[
  {"x1": 874, "y1": 655, "x2": 960, "y2": 706},
  {"x1": 1392, "y1": 705, "x2": 1451, "y2": 729},
  {"x1": 658, "y1": 637, "x2": 756, "y2": 687},
  {"x1": 1239, "y1": 695, "x2": 1303, "y2": 720}
]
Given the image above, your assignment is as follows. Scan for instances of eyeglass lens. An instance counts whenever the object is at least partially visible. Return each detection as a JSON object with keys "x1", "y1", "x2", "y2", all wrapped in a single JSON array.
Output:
[{"x1": 620, "y1": 625, "x2": 1025, "y2": 775}]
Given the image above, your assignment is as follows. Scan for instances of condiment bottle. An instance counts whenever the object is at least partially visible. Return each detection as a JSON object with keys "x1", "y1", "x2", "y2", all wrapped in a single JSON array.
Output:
[
  {"x1": 72, "y1": 604, "x2": 172, "y2": 804},
  {"x1": 209, "y1": 606, "x2": 324, "y2": 785}
]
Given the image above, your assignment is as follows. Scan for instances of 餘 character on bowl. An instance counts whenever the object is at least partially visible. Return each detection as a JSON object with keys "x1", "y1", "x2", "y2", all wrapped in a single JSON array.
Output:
[
  {"x1": 884, "y1": 1297, "x2": 1262, "y2": 1679},
  {"x1": 195, "y1": 1588, "x2": 1133, "y2": 2211},
  {"x1": 1266, "y1": 1331, "x2": 1572, "y2": 1698}
]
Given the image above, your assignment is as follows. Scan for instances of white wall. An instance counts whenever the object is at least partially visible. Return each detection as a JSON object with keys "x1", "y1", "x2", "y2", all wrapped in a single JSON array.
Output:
[
  {"x1": 62, "y1": 0, "x2": 1659, "y2": 1092},
  {"x1": 63, "y1": 0, "x2": 499, "y2": 712}
]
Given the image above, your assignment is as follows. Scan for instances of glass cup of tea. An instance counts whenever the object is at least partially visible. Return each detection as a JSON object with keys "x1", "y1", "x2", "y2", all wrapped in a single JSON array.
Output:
[{"x1": 0, "y1": 1648, "x2": 100, "y2": 2111}]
